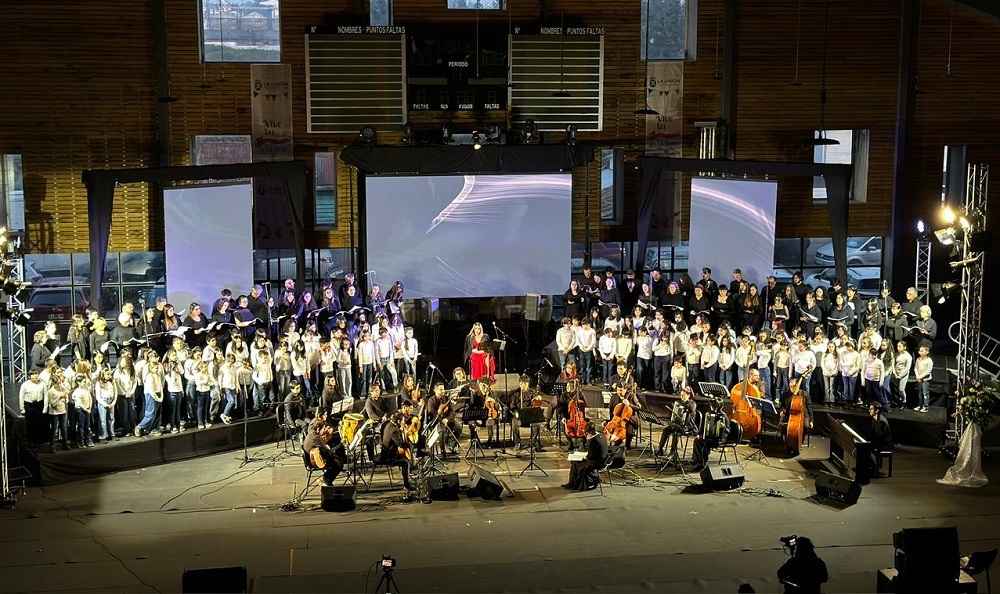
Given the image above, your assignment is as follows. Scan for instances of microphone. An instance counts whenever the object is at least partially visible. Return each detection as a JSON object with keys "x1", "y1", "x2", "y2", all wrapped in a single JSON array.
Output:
[
  {"x1": 492, "y1": 321, "x2": 498, "y2": 328},
  {"x1": 543, "y1": 358, "x2": 554, "y2": 368}
]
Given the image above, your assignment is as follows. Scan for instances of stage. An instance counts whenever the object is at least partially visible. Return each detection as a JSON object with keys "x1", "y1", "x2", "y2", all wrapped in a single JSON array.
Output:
[{"x1": 1, "y1": 422, "x2": 997, "y2": 594}]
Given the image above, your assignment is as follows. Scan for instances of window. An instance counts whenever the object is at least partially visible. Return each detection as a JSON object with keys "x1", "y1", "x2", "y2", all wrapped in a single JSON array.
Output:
[
  {"x1": 813, "y1": 129, "x2": 869, "y2": 203},
  {"x1": 370, "y1": 0, "x2": 392, "y2": 26},
  {"x1": 190, "y1": 135, "x2": 252, "y2": 166},
  {"x1": 200, "y1": 0, "x2": 281, "y2": 63},
  {"x1": 1, "y1": 154, "x2": 24, "y2": 232},
  {"x1": 641, "y1": 0, "x2": 697, "y2": 61},
  {"x1": 314, "y1": 153, "x2": 337, "y2": 230},
  {"x1": 447, "y1": 0, "x2": 505, "y2": 9},
  {"x1": 600, "y1": 149, "x2": 624, "y2": 224}
]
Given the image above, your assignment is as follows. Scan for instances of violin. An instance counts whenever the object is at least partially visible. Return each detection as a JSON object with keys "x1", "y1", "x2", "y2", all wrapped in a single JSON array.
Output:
[
  {"x1": 784, "y1": 367, "x2": 813, "y2": 456},
  {"x1": 486, "y1": 393, "x2": 499, "y2": 420},
  {"x1": 565, "y1": 379, "x2": 588, "y2": 439},
  {"x1": 728, "y1": 341, "x2": 763, "y2": 441},
  {"x1": 530, "y1": 390, "x2": 545, "y2": 408}
]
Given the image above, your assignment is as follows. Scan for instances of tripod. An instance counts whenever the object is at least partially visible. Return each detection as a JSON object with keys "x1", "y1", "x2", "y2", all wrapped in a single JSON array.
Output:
[
  {"x1": 374, "y1": 564, "x2": 400, "y2": 594},
  {"x1": 237, "y1": 388, "x2": 265, "y2": 467}
]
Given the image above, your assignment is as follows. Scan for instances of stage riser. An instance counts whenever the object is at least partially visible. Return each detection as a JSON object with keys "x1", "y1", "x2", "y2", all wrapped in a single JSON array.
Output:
[{"x1": 34, "y1": 418, "x2": 279, "y2": 485}]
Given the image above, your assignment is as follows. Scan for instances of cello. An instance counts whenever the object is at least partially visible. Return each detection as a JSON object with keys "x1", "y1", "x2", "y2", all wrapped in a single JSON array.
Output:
[
  {"x1": 605, "y1": 370, "x2": 636, "y2": 445},
  {"x1": 728, "y1": 341, "x2": 763, "y2": 441},
  {"x1": 783, "y1": 367, "x2": 813, "y2": 456},
  {"x1": 565, "y1": 379, "x2": 587, "y2": 439}
]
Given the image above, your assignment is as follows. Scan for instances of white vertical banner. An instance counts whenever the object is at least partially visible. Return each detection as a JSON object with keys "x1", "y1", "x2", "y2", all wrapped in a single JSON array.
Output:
[
  {"x1": 250, "y1": 64, "x2": 295, "y2": 249},
  {"x1": 645, "y1": 61, "x2": 683, "y2": 157}
]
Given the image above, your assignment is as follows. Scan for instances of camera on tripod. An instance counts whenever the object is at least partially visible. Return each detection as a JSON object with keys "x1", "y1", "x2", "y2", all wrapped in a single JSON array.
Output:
[
  {"x1": 380, "y1": 555, "x2": 396, "y2": 571},
  {"x1": 780, "y1": 534, "x2": 798, "y2": 552}
]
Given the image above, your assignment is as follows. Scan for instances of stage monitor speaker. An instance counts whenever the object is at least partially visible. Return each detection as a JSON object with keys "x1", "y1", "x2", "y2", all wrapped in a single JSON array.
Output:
[
  {"x1": 814, "y1": 470, "x2": 862, "y2": 505},
  {"x1": 893, "y1": 526, "x2": 960, "y2": 593},
  {"x1": 524, "y1": 293, "x2": 541, "y2": 321},
  {"x1": 182, "y1": 566, "x2": 247, "y2": 593},
  {"x1": 468, "y1": 464, "x2": 504, "y2": 500},
  {"x1": 422, "y1": 298, "x2": 440, "y2": 325},
  {"x1": 699, "y1": 462, "x2": 745, "y2": 490},
  {"x1": 427, "y1": 472, "x2": 460, "y2": 500},
  {"x1": 321, "y1": 485, "x2": 357, "y2": 512}
]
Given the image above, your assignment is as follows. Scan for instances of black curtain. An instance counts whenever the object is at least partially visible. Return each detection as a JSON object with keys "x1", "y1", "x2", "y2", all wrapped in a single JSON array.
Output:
[
  {"x1": 636, "y1": 157, "x2": 853, "y2": 285},
  {"x1": 82, "y1": 161, "x2": 307, "y2": 313},
  {"x1": 341, "y1": 144, "x2": 594, "y2": 174}
]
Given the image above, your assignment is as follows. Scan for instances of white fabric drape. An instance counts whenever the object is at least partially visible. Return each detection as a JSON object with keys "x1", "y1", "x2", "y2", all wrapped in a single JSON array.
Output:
[{"x1": 937, "y1": 424, "x2": 989, "y2": 488}]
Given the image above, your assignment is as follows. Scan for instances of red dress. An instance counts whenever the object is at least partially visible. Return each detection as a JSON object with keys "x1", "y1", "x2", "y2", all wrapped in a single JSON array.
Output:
[{"x1": 469, "y1": 336, "x2": 495, "y2": 381}]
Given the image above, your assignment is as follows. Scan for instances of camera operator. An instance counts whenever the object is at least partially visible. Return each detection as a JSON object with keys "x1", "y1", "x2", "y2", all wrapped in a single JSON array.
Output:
[{"x1": 777, "y1": 536, "x2": 828, "y2": 594}]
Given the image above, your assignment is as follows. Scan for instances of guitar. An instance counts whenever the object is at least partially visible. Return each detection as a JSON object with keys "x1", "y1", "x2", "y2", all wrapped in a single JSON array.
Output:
[{"x1": 308, "y1": 425, "x2": 335, "y2": 468}]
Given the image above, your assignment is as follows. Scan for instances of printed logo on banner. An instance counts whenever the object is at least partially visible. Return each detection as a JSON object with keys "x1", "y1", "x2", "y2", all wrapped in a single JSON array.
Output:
[{"x1": 645, "y1": 62, "x2": 683, "y2": 241}]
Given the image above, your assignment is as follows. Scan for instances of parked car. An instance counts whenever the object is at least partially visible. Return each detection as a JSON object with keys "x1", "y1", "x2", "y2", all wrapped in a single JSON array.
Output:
[
  {"x1": 814, "y1": 236, "x2": 883, "y2": 266},
  {"x1": 106, "y1": 253, "x2": 165, "y2": 282},
  {"x1": 644, "y1": 244, "x2": 690, "y2": 271},
  {"x1": 806, "y1": 267, "x2": 881, "y2": 299},
  {"x1": 25, "y1": 280, "x2": 90, "y2": 322}
]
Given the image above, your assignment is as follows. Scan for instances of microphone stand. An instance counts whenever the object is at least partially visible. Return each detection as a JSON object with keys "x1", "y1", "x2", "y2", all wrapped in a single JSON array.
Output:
[{"x1": 491, "y1": 322, "x2": 517, "y2": 448}]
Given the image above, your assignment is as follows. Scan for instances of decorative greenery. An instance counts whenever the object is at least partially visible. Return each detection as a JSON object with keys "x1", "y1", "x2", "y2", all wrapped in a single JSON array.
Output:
[{"x1": 958, "y1": 380, "x2": 1000, "y2": 430}]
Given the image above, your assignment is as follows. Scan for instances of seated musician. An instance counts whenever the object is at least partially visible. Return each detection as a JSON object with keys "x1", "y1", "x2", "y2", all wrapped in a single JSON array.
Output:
[
  {"x1": 607, "y1": 362, "x2": 641, "y2": 449},
  {"x1": 302, "y1": 408, "x2": 346, "y2": 486},
  {"x1": 363, "y1": 384, "x2": 389, "y2": 461},
  {"x1": 403, "y1": 414, "x2": 427, "y2": 460},
  {"x1": 427, "y1": 382, "x2": 462, "y2": 454},
  {"x1": 563, "y1": 423, "x2": 608, "y2": 491},
  {"x1": 545, "y1": 360, "x2": 578, "y2": 429},
  {"x1": 691, "y1": 398, "x2": 729, "y2": 471},
  {"x1": 464, "y1": 378, "x2": 489, "y2": 446},
  {"x1": 869, "y1": 402, "x2": 893, "y2": 451},
  {"x1": 398, "y1": 374, "x2": 419, "y2": 410},
  {"x1": 481, "y1": 378, "x2": 502, "y2": 448},
  {"x1": 655, "y1": 386, "x2": 698, "y2": 458},
  {"x1": 564, "y1": 379, "x2": 588, "y2": 451},
  {"x1": 380, "y1": 412, "x2": 415, "y2": 491},
  {"x1": 281, "y1": 380, "x2": 309, "y2": 431},
  {"x1": 779, "y1": 374, "x2": 814, "y2": 434}
]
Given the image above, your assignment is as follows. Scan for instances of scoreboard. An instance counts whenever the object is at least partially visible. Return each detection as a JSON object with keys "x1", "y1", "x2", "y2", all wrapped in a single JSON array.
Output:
[{"x1": 405, "y1": 24, "x2": 509, "y2": 112}]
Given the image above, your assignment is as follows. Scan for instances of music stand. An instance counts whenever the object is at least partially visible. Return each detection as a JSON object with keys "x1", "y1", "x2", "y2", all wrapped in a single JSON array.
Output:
[
  {"x1": 747, "y1": 396, "x2": 778, "y2": 416},
  {"x1": 342, "y1": 419, "x2": 371, "y2": 490},
  {"x1": 462, "y1": 407, "x2": 488, "y2": 463},
  {"x1": 635, "y1": 409, "x2": 665, "y2": 463},
  {"x1": 423, "y1": 425, "x2": 448, "y2": 475},
  {"x1": 329, "y1": 397, "x2": 354, "y2": 417},
  {"x1": 697, "y1": 382, "x2": 730, "y2": 400},
  {"x1": 517, "y1": 407, "x2": 547, "y2": 477}
]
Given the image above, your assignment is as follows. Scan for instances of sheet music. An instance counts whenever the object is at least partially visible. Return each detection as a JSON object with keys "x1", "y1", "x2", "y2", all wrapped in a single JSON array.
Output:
[{"x1": 567, "y1": 451, "x2": 586, "y2": 462}]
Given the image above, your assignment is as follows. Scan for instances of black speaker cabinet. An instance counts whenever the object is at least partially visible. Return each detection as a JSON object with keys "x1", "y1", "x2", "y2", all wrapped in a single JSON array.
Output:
[
  {"x1": 182, "y1": 566, "x2": 247, "y2": 593},
  {"x1": 815, "y1": 470, "x2": 862, "y2": 505},
  {"x1": 321, "y1": 485, "x2": 357, "y2": 512},
  {"x1": 893, "y1": 526, "x2": 960, "y2": 593},
  {"x1": 468, "y1": 464, "x2": 504, "y2": 500},
  {"x1": 524, "y1": 293, "x2": 541, "y2": 321},
  {"x1": 699, "y1": 462, "x2": 745, "y2": 490},
  {"x1": 427, "y1": 472, "x2": 460, "y2": 500}
]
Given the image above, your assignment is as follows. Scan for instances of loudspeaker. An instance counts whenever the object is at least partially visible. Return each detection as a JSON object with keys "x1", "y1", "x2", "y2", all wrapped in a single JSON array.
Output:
[
  {"x1": 468, "y1": 464, "x2": 504, "y2": 500},
  {"x1": 182, "y1": 566, "x2": 247, "y2": 593},
  {"x1": 422, "y1": 298, "x2": 440, "y2": 326},
  {"x1": 699, "y1": 462, "x2": 745, "y2": 490},
  {"x1": 893, "y1": 526, "x2": 960, "y2": 593},
  {"x1": 524, "y1": 293, "x2": 541, "y2": 321},
  {"x1": 427, "y1": 472, "x2": 460, "y2": 500},
  {"x1": 814, "y1": 470, "x2": 862, "y2": 505},
  {"x1": 320, "y1": 485, "x2": 357, "y2": 512}
]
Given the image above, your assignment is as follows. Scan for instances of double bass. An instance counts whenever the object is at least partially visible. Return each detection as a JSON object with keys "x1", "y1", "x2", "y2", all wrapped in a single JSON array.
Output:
[
  {"x1": 728, "y1": 341, "x2": 763, "y2": 441},
  {"x1": 565, "y1": 379, "x2": 587, "y2": 439},
  {"x1": 784, "y1": 367, "x2": 813, "y2": 456}
]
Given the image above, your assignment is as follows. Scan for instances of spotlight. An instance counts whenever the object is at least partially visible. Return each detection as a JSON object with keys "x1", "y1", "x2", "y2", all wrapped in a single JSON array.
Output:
[
  {"x1": 472, "y1": 131, "x2": 482, "y2": 150},
  {"x1": 941, "y1": 205, "x2": 956, "y2": 224},
  {"x1": 930, "y1": 281, "x2": 962, "y2": 304},
  {"x1": 400, "y1": 121, "x2": 413, "y2": 146},
  {"x1": 968, "y1": 231, "x2": 994, "y2": 253},
  {"x1": 565, "y1": 124, "x2": 577, "y2": 146},
  {"x1": 357, "y1": 125, "x2": 378, "y2": 146},
  {"x1": 2, "y1": 278, "x2": 31, "y2": 300},
  {"x1": 916, "y1": 220, "x2": 925, "y2": 234},
  {"x1": 13, "y1": 308, "x2": 32, "y2": 327},
  {"x1": 934, "y1": 228, "x2": 957, "y2": 246}
]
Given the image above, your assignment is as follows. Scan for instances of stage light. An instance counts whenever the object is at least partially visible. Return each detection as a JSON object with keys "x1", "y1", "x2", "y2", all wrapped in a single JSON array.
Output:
[
  {"x1": 523, "y1": 119, "x2": 536, "y2": 143},
  {"x1": 2, "y1": 278, "x2": 30, "y2": 300},
  {"x1": 441, "y1": 124, "x2": 455, "y2": 145},
  {"x1": 565, "y1": 124, "x2": 577, "y2": 146},
  {"x1": 968, "y1": 230, "x2": 994, "y2": 253},
  {"x1": 472, "y1": 131, "x2": 482, "y2": 150},
  {"x1": 959, "y1": 215, "x2": 972, "y2": 230},
  {"x1": 916, "y1": 220, "x2": 925, "y2": 234},
  {"x1": 942, "y1": 205, "x2": 956, "y2": 224},
  {"x1": 357, "y1": 125, "x2": 378, "y2": 146},
  {"x1": 400, "y1": 122, "x2": 413, "y2": 146},
  {"x1": 13, "y1": 308, "x2": 32, "y2": 327},
  {"x1": 934, "y1": 227, "x2": 956, "y2": 246},
  {"x1": 930, "y1": 281, "x2": 962, "y2": 304}
]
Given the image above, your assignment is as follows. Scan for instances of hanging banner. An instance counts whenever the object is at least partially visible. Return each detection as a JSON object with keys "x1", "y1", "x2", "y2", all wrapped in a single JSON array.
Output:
[
  {"x1": 250, "y1": 64, "x2": 295, "y2": 249},
  {"x1": 645, "y1": 61, "x2": 683, "y2": 157},
  {"x1": 645, "y1": 62, "x2": 683, "y2": 240}
]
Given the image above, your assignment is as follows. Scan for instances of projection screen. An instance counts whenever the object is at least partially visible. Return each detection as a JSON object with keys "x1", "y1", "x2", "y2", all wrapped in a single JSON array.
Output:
[
  {"x1": 364, "y1": 174, "x2": 572, "y2": 298},
  {"x1": 163, "y1": 183, "x2": 254, "y2": 312},
  {"x1": 688, "y1": 177, "x2": 778, "y2": 287}
]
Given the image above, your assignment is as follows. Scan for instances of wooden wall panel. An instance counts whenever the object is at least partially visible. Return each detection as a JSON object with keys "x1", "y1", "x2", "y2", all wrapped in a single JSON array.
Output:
[{"x1": 0, "y1": 0, "x2": 996, "y2": 256}]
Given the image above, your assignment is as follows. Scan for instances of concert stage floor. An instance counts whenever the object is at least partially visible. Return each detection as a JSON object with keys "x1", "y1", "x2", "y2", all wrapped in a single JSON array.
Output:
[{"x1": 2, "y1": 426, "x2": 998, "y2": 593}]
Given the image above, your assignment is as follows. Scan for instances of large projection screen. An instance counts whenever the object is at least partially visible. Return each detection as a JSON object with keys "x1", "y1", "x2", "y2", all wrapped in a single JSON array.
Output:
[
  {"x1": 688, "y1": 178, "x2": 778, "y2": 287},
  {"x1": 365, "y1": 174, "x2": 572, "y2": 298},
  {"x1": 164, "y1": 184, "x2": 254, "y2": 312}
]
